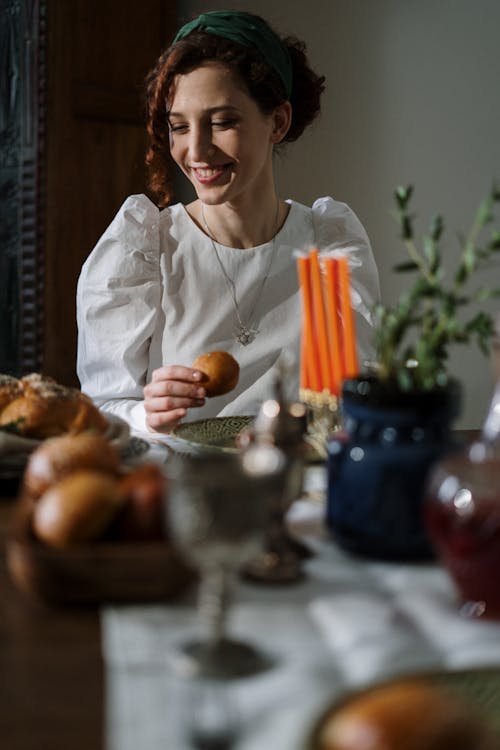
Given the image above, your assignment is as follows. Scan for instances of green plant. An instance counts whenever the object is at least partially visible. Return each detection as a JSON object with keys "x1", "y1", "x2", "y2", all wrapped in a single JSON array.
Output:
[{"x1": 372, "y1": 184, "x2": 500, "y2": 391}]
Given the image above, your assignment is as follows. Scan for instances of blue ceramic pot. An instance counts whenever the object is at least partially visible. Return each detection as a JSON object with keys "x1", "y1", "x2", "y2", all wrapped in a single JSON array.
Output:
[{"x1": 326, "y1": 376, "x2": 461, "y2": 561}]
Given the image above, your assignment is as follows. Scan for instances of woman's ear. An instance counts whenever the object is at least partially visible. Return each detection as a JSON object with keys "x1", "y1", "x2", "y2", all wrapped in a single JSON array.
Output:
[{"x1": 270, "y1": 101, "x2": 292, "y2": 144}]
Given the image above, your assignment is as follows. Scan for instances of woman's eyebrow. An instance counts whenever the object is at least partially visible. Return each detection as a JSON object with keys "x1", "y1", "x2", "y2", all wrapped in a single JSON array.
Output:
[{"x1": 167, "y1": 105, "x2": 240, "y2": 118}]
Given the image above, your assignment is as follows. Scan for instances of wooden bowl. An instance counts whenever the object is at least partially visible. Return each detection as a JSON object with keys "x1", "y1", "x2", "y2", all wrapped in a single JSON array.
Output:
[{"x1": 6, "y1": 494, "x2": 195, "y2": 606}]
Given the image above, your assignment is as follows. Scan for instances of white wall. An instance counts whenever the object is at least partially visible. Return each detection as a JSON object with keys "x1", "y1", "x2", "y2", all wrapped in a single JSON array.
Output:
[{"x1": 178, "y1": 0, "x2": 500, "y2": 427}]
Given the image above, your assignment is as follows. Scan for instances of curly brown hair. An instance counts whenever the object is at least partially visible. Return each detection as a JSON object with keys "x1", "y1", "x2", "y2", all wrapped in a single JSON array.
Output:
[{"x1": 144, "y1": 19, "x2": 326, "y2": 207}]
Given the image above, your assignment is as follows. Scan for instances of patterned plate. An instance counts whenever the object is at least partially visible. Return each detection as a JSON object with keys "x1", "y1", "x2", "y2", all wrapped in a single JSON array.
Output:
[
  {"x1": 170, "y1": 416, "x2": 254, "y2": 454},
  {"x1": 0, "y1": 414, "x2": 132, "y2": 497},
  {"x1": 0, "y1": 413, "x2": 130, "y2": 459}
]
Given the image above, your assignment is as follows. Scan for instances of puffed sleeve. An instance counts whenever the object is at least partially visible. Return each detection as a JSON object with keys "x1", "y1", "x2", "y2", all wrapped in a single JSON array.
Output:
[
  {"x1": 76, "y1": 194, "x2": 161, "y2": 432},
  {"x1": 312, "y1": 196, "x2": 381, "y2": 367}
]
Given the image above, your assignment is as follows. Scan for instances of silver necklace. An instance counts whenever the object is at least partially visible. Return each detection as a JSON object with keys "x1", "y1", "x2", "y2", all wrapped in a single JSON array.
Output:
[{"x1": 201, "y1": 202, "x2": 280, "y2": 346}]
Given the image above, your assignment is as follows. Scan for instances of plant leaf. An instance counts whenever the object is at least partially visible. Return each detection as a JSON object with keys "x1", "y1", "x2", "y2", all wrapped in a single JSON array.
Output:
[
  {"x1": 393, "y1": 261, "x2": 419, "y2": 273},
  {"x1": 474, "y1": 287, "x2": 500, "y2": 301},
  {"x1": 395, "y1": 185, "x2": 413, "y2": 209},
  {"x1": 477, "y1": 198, "x2": 494, "y2": 226},
  {"x1": 489, "y1": 230, "x2": 500, "y2": 250},
  {"x1": 429, "y1": 214, "x2": 444, "y2": 241},
  {"x1": 423, "y1": 235, "x2": 440, "y2": 273},
  {"x1": 401, "y1": 216, "x2": 413, "y2": 240},
  {"x1": 377, "y1": 182, "x2": 500, "y2": 391}
]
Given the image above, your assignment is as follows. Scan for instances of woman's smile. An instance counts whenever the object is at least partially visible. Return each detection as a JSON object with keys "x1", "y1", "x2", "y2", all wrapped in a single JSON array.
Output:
[{"x1": 190, "y1": 164, "x2": 231, "y2": 185}]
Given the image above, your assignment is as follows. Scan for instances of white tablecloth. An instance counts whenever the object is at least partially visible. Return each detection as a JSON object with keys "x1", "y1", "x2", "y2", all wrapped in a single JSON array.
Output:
[{"x1": 102, "y1": 465, "x2": 500, "y2": 750}]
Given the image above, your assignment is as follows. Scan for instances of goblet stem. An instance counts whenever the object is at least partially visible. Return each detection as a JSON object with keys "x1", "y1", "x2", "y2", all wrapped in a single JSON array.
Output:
[
  {"x1": 180, "y1": 559, "x2": 274, "y2": 679},
  {"x1": 198, "y1": 562, "x2": 232, "y2": 648},
  {"x1": 185, "y1": 677, "x2": 239, "y2": 750}
]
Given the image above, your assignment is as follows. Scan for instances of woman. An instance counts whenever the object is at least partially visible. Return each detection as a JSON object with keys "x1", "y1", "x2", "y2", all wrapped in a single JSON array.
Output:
[{"x1": 77, "y1": 10, "x2": 380, "y2": 434}]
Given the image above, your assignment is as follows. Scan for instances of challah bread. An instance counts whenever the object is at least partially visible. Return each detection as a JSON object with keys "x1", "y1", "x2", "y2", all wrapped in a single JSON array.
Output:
[
  {"x1": 0, "y1": 373, "x2": 108, "y2": 438},
  {"x1": 191, "y1": 351, "x2": 240, "y2": 397}
]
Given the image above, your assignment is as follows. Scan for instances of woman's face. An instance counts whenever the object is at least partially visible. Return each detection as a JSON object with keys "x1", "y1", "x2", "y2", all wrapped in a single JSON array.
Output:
[{"x1": 167, "y1": 62, "x2": 286, "y2": 207}]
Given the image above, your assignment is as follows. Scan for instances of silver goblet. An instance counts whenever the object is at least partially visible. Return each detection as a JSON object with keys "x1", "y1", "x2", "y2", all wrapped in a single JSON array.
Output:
[
  {"x1": 166, "y1": 446, "x2": 285, "y2": 679},
  {"x1": 240, "y1": 398, "x2": 309, "y2": 584}
]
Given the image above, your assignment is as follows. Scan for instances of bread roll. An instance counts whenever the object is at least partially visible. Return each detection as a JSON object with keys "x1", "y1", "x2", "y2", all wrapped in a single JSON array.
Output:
[
  {"x1": 313, "y1": 679, "x2": 497, "y2": 750},
  {"x1": 0, "y1": 373, "x2": 108, "y2": 438},
  {"x1": 115, "y1": 463, "x2": 168, "y2": 541},
  {"x1": 33, "y1": 470, "x2": 126, "y2": 547},
  {"x1": 191, "y1": 351, "x2": 240, "y2": 397},
  {"x1": 23, "y1": 432, "x2": 120, "y2": 500}
]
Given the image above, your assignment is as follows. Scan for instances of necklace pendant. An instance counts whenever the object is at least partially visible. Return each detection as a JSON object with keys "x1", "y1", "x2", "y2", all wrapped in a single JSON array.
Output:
[
  {"x1": 236, "y1": 324, "x2": 258, "y2": 346},
  {"x1": 203, "y1": 203, "x2": 279, "y2": 350}
]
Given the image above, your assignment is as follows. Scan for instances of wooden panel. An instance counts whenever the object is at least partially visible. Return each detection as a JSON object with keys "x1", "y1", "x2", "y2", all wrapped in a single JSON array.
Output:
[
  {"x1": 72, "y1": 81, "x2": 144, "y2": 123},
  {"x1": 0, "y1": 501, "x2": 103, "y2": 750},
  {"x1": 43, "y1": 0, "x2": 176, "y2": 386}
]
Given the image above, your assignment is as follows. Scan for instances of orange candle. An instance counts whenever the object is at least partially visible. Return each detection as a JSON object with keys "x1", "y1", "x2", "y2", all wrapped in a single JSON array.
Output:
[
  {"x1": 300, "y1": 325, "x2": 309, "y2": 389},
  {"x1": 324, "y1": 257, "x2": 343, "y2": 395},
  {"x1": 304, "y1": 340, "x2": 315, "y2": 391},
  {"x1": 297, "y1": 255, "x2": 321, "y2": 392},
  {"x1": 338, "y1": 255, "x2": 359, "y2": 377},
  {"x1": 309, "y1": 249, "x2": 331, "y2": 392}
]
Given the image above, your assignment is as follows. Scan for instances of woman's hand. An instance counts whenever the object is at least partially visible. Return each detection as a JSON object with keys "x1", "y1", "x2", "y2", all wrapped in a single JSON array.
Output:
[{"x1": 143, "y1": 365, "x2": 206, "y2": 433}]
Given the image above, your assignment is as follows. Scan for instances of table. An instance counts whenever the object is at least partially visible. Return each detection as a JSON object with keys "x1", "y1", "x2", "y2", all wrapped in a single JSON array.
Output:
[
  {"x1": 2, "y1": 433, "x2": 498, "y2": 750},
  {"x1": 0, "y1": 497, "x2": 103, "y2": 750},
  {"x1": 101, "y1": 464, "x2": 500, "y2": 750}
]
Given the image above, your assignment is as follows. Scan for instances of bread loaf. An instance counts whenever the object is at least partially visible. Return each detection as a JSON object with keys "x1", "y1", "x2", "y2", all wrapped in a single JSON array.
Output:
[
  {"x1": 0, "y1": 373, "x2": 108, "y2": 438},
  {"x1": 23, "y1": 432, "x2": 120, "y2": 500},
  {"x1": 33, "y1": 470, "x2": 126, "y2": 547},
  {"x1": 115, "y1": 463, "x2": 168, "y2": 541},
  {"x1": 313, "y1": 679, "x2": 497, "y2": 750},
  {"x1": 191, "y1": 351, "x2": 240, "y2": 397}
]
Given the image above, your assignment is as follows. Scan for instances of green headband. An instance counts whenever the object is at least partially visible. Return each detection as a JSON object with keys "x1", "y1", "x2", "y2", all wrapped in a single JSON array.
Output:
[{"x1": 173, "y1": 10, "x2": 293, "y2": 99}]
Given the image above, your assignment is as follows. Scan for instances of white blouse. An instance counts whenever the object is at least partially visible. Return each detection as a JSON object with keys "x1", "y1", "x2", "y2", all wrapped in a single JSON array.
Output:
[{"x1": 76, "y1": 194, "x2": 380, "y2": 433}]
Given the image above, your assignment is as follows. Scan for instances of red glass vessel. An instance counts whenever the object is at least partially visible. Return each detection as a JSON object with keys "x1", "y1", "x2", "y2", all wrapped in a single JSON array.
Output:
[
  {"x1": 426, "y1": 448, "x2": 500, "y2": 618},
  {"x1": 425, "y1": 337, "x2": 500, "y2": 618}
]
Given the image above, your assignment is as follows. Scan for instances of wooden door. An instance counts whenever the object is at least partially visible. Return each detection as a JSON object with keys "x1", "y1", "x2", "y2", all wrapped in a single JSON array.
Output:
[{"x1": 44, "y1": 0, "x2": 176, "y2": 386}]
